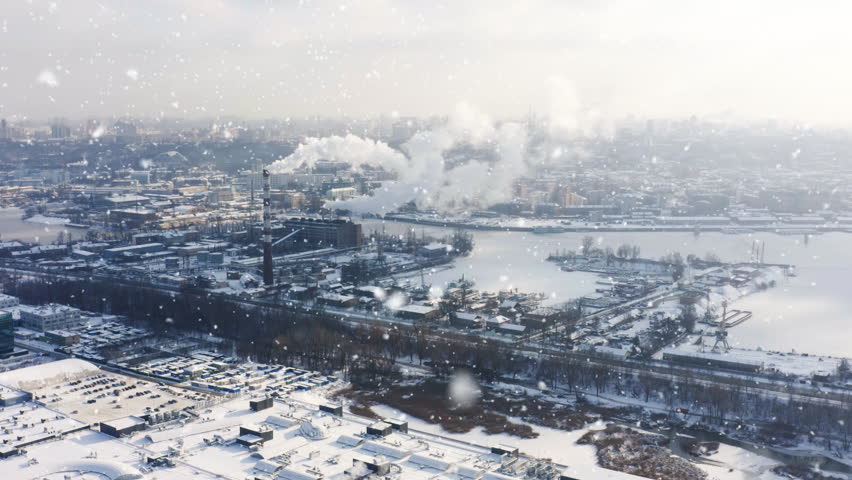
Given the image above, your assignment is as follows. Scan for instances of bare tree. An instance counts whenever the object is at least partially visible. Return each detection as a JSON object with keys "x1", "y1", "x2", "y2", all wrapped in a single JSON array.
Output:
[
  {"x1": 630, "y1": 245, "x2": 641, "y2": 260},
  {"x1": 581, "y1": 235, "x2": 595, "y2": 257}
]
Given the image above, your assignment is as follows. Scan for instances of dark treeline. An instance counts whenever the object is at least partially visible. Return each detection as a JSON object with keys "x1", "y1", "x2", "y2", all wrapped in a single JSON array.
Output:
[
  {"x1": 5, "y1": 275, "x2": 358, "y2": 369},
  {"x1": 3, "y1": 275, "x2": 542, "y2": 387},
  {"x1": 537, "y1": 355, "x2": 852, "y2": 453},
  {"x1": 4, "y1": 274, "x2": 850, "y2": 452}
]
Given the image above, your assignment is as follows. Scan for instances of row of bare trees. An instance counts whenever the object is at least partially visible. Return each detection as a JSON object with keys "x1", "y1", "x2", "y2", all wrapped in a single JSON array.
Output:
[
  {"x1": 536, "y1": 353, "x2": 852, "y2": 452},
  {"x1": 4, "y1": 272, "x2": 850, "y2": 451}
]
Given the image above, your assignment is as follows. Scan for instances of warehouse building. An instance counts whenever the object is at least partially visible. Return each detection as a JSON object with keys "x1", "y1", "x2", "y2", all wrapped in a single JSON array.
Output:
[
  {"x1": 100, "y1": 416, "x2": 147, "y2": 438},
  {"x1": 19, "y1": 304, "x2": 81, "y2": 332},
  {"x1": 395, "y1": 304, "x2": 442, "y2": 321},
  {"x1": 662, "y1": 351, "x2": 763, "y2": 373},
  {"x1": 283, "y1": 218, "x2": 363, "y2": 248},
  {"x1": 0, "y1": 294, "x2": 19, "y2": 309},
  {"x1": 103, "y1": 242, "x2": 165, "y2": 260},
  {"x1": 0, "y1": 311, "x2": 12, "y2": 354}
]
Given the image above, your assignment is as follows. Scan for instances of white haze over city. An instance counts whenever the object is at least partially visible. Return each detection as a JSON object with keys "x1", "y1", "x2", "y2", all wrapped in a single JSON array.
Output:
[{"x1": 5, "y1": 0, "x2": 852, "y2": 127}]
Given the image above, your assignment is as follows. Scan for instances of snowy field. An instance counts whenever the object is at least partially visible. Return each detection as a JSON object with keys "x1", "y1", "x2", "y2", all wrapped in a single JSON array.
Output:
[
  {"x1": 367, "y1": 403, "x2": 799, "y2": 480},
  {"x1": 668, "y1": 340, "x2": 847, "y2": 377}
]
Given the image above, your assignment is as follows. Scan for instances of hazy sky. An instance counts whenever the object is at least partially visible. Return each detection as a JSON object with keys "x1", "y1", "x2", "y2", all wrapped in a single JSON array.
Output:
[{"x1": 2, "y1": 0, "x2": 851, "y2": 125}]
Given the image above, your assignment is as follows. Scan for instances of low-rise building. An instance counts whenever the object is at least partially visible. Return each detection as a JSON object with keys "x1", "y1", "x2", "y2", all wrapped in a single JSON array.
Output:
[
  {"x1": 417, "y1": 243, "x2": 450, "y2": 259},
  {"x1": 45, "y1": 330, "x2": 81, "y2": 346},
  {"x1": 0, "y1": 295, "x2": 19, "y2": 309},
  {"x1": 395, "y1": 304, "x2": 442, "y2": 321},
  {"x1": 19, "y1": 304, "x2": 81, "y2": 332},
  {"x1": 0, "y1": 311, "x2": 12, "y2": 354},
  {"x1": 316, "y1": 294, "x2": 358, "y2": 308},
  {"x1": 450, "y1": 312, "x2": 485, "y2": 329},
  {"x1": 104, "y1": 242, "x2": 165, "y2": 260},
  {"x1": 100, "y1": 416, "x2": 147, "y2": 438}
]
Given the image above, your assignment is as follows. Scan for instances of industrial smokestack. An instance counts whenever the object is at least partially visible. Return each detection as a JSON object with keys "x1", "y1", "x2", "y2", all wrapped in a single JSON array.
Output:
[{"x1": 262, "y1": 169, "x2": 273, "y2": 286}]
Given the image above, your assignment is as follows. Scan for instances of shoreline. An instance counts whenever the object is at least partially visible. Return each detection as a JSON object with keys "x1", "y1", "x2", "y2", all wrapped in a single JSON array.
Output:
[{"x1": 377, "y1": 214, "x2": 852, "y2": 234}]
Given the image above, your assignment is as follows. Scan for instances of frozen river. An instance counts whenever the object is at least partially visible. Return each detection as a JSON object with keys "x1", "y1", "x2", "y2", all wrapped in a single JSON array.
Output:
[
  {"x1": 1, "y1": 210, "x2": 847, "y2": 357},
  {"x1": 363, "y1": 219, "x2": 851, "y2": 358},
  {"x1": 0, "y1": 207, "x2": 86, "y2": 243}
]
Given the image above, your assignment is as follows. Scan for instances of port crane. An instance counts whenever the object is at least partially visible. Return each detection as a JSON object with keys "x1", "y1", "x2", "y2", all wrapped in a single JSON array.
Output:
[{"x1": 711, "y1": 301, "x2": 731, "y2": 353}]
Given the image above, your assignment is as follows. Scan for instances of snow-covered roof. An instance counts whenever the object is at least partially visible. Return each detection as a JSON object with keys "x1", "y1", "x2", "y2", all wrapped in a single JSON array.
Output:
[
  {"x1": 0, "y1": 358, "x2": 99, "y2": 391},
  {"x1": 276, "y1": 467, "x2": 324, "y2": 480},
  {"x1": 17, "y1": 303, "x2": 79, "y2": 316},
  {"x1": 105, "y1": 194, "x2": 149, "y2": 203},
  {"x1": 397, "y1": 304, "x2": 438, "y2": 314},
  {"x1": 264, "y1": 415, "x2": 295, "y2": 428},
  {"x1": 360, "y1": 440, "x2": 411, "y2": 459},
  {"x1": 455, "y1": 312, "x2": 483, "y2": 321},
  {"x1": 255, "y1": 459, "x2": 283, "y2": 474},
  {"x1": 408, "y1": 453, "x2": 451, "y2": 471},
  {"x1": 336, "y1": 434, "x2": 363, "y2": 447},
  {"x1": 39, "y1": 460, "x2": 142, "y2": 480},
  {"x1": 102, "y1": 416, "x2": 146, "y2": 431}
]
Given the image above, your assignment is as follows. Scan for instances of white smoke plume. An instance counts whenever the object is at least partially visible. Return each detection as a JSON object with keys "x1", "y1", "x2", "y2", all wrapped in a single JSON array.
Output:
[
  {"x1": 331, "y1": 182, "x2": 423, "y2": 214},
  {"x1": 267, "y1": 102, "x2": 541, "y2": 213},
  {"x1": 547, "y1": 75, "x2": 615, "y2": 140},
  {"x1": 268, "y1": 134, "x2": 408, "y2": 173}
]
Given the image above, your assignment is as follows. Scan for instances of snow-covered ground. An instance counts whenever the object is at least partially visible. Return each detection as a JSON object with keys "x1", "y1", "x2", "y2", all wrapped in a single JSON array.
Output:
[
  {"x1": 366, "y1": 402, "x2": 800, "y2": 480},
  {"x1": 369, "y1": 403, "x2": 644, "y2": 479},
  {"x1": 668, "y1": 340, "x2": 847, "y2": 377},
  {"x1": 699, "y1": 443, "x2": 788, "y2": 480},
  {"x1": 24, "y1": 214, "x2": 70, "y2": 225}
]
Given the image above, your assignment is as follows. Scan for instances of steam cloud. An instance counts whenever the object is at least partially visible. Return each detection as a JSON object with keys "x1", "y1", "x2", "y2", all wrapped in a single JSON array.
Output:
[
  {"x1": 270, "y1": 134, "x2": 409, "y2": 174},
  {"x1": 268, "y1": 98, "x2": 594, "y2": 213}
]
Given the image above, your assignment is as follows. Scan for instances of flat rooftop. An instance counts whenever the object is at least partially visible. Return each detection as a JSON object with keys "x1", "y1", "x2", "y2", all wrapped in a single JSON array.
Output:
[
  {"x1": 0, "y1": 361, "x2": 648, "y2": 480},
  {"x1": 23, "y1": 366, "x2": 207, "y2": 423}
]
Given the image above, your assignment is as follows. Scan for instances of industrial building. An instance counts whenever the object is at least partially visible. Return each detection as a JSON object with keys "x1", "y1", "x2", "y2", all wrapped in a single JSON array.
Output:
[
  {"x1": 0, "y1": 294, "x2": 19, "y2": 309},
  {"x1": 283, "y1": 217, "x2": 363, "y2": 248},
  {"x1": 103, "y1": 242, "x2": 165, "y2": 260},
  {"x1": 250, "y1": 396, "x2": 274, "y2": 412},
  {"x1": 0, "y1": 385, "x2": 30, "y2": 407},
  {"x1": 107, "y1": 208, "x2": 159, "y2": 227},
  {"x1": 44, "y1": 329, "x2": 80, "y2": 346},
  {"x1": 0, "y1": 311, "x2": 12, "y2": 354},
  {"x1": 662, "y1": 351, "x2": 763, "y2": 373},
  {"x1": 395, "y1": 304, "x2": 442, "y2": 321},
  {"x1": 416, "y1": 242, "x2": 451, "y2": 258},
  {"x1": 100, "y1": 416, "x2": 148, "y2": 438},
  {"x1": 451, "y1": 311, "x2": 485, "y2": 329},
  {"x1": 316, "y1": 293, "x2": 358, "y2": 308},
  {"x1": 236, "y1": 424, "x2": 274, "y2": 447},
  {"x1": 18, "y1": 304, "x2": 81, "y2": 332}
]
